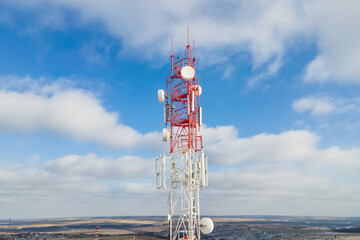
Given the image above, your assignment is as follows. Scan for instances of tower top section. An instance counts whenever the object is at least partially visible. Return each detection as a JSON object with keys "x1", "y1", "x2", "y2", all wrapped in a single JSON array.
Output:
[{"x1": 158, "y1": 27, "x2": 203, "y2": 153}]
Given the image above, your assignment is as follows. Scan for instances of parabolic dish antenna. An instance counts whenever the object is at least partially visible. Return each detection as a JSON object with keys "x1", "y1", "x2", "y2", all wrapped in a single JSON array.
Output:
[
  {"x1": 192, "y1": 84, "x2": 202, "y2": 96},
  {"x1": 181, "y1": 66, "x2": 195, "y2": 80},
  {"x1": 158, "y1": 89, "x2": 165, "y2": 102},
  {"x1": 200, "y1": 218, "x2": 214, "y2": 234}
]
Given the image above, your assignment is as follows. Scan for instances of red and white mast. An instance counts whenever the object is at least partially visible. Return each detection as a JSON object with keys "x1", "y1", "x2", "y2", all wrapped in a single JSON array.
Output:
[
  {"x1": 94, "y1": 226, "x2": 99, "y2": 240},
  {"x1": 156, "y1": 27, "x2": 213, "y2": 240}
]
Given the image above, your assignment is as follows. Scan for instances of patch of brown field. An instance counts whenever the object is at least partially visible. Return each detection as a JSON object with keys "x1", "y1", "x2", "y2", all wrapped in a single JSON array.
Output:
[
  {"x1": 14, "y1": 224, "x2": 63, "y2": 229},
  {"x1": 9, "y1": 218, "x2": 164, "y2": 230},
  {"x1": 130, "y1": 226, "x2": 168, "y2": 233},
  {"x1": 212, "y1": 217, "x2": 289, "y2": 222},
  {"x1": 302, "y1": 226, "x2": 331, "y2": 231},
  {"x1": 56, "y1": 218, "x2": 159, "y2": 225},
  {"x1": 271, "y1": 234, "x2": 360, "y2": 240},
  {"x1": 51, "y1": 229, "x2": 136, "y2": 235},
  {"x1": 1, "y1": 229, "x2": 137, "y2": 235},
  {"x1": 70, "y1": 236, "x2": 162, "y2": 240}
]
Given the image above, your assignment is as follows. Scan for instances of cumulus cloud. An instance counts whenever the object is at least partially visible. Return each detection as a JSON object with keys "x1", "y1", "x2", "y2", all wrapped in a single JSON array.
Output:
[
  {"x1": 0, "y1": 75, "x2": 242, "y2": 151},
  {"x1": 201, "y1": 128, "x2": 360, "y2": 216},
  {"x1": 44, "y1": 153, "x2": 153, "y2": 179},
  {"x1": 3, "y1": 0, "x2": 359, "y2": 84},
  {"x1": 0, "y1": 0, "x2": 303, "y2": 85},
  {"x1": 302, "y1": 0, "x2": 360, "y2": 83},
  {"x1": 293, "y1": 96, "x2": 360, "y2": 116},
  {"x1": 206, "y1": 130, "x2": 318, "y2": 164},
  {"x1": 0, "y1": 75, "x2": 161, "y2": 149},
  {"x1": 293, "y1": 96, "x2": 336, "y2": 116},
  {"x1": 204, "y1": 168, "x2": 360, "y2": 216},
  {"x1": 2, "y1": 128, "x2": 360, "y2": 217},
  {"x1": 303, "y1": 55, "x2": 331, "y2": 82},
  {"x1": 201, "y1": 125, "x2": 238, "y2": 144},
  {"x1": 209, "y1": 169, "x2": 354, "y2": 200},
  {"x1": 0, "y1": 153, "x2": 162, "y2": 218},
  {"x1": 206, "y1": 128, "x2": 360, "y2": 176}
]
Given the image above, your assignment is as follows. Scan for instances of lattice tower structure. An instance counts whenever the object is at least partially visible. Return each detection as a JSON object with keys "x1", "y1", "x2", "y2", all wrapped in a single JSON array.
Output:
[{"x1": 156, "y1": 27, "x2": 209, "y2": 240}]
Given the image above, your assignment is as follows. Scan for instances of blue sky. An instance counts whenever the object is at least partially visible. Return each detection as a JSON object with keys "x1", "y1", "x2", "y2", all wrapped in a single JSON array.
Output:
[{"x1": 0, "y1": 0, "x2": 360, "y2": 219}]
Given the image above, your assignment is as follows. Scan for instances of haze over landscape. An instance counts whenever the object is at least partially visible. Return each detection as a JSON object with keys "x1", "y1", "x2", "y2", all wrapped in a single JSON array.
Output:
[{"x1": 0, "y1": 0, "x2": 360, "y2": 220}]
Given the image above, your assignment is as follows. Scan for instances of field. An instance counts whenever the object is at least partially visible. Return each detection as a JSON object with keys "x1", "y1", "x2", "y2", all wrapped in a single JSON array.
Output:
[{"x1": 1, "y1": 216, "x2": 360, "y2": 240}]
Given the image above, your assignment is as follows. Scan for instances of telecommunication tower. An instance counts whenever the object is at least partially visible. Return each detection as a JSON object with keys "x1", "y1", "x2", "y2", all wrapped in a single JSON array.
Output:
[
  {"x1": 94, "y1": 226, "x2": 99, "y2": 240},
  {"x1": 156, "y1": 27, "x2": 214, "y2": 240}
]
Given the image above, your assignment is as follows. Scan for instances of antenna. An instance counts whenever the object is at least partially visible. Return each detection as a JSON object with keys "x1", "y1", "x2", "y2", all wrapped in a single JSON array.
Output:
[
  {"x1": 181, "y1": 66, "x2": 195, "y2": 80},
  {"x1": 171, "y1": 36, "x2": 174, "y2": 57},
  {"x1": 7, "y1": 218, "x2": 11, "y2": 236},
  {"x1": 187, "y1": 25, "x2": 190, "y2": 46},
  {"x1": 156, "y1": 27, "x2": 212, "y2": 240},
  {"x1": 200, "y1": 218, "x2": 214, "y2": 234}
]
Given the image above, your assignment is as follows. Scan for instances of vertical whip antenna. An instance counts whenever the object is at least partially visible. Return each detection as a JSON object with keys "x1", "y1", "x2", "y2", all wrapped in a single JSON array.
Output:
[
  {"x1": 187, "y1": 25, "x2": 190, "y2": 46},
  {"x1": 171, "y1": 36, "x2": 173, "y2": 57}
]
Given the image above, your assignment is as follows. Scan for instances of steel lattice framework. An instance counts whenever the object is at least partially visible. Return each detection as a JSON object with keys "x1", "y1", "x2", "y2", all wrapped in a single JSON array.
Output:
[{"x1": 156, "y1": 28, "x2": 209, "y2": 240}]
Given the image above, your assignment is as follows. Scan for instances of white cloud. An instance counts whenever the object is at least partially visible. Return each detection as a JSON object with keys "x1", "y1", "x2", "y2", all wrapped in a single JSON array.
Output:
[
  {"x1": 1, "y1": 129, "x2": 360, "y2": 217},
  {"x1": 0, "y1": 75, "x2": 161, "y2": 149},
  {"x1": 117, "y1": 182, "x2": 156, "y2": 195},
  {"x1": 247, "y1": 51, "x2": 283, "y2": 87},
  {"x1": 312, "y1": 146, "x2": 360, "y2": 176},
  {"x1": 302, "y1": 0, "x2": 360, "y2": 83},
  {"x1": 221, "y1": 65, "x2": 234, "y2": 80},
  {"x1": 293, "y1": 96, "x2": 336, "y2": 116},
  {"x1": 293, "y1": 96, "x2": 360, "y2": 116},
  {"x1": 43, "y1": 153, "x2": 153, "y2": 179},
  {"x1": 303, "y1": 55, "x2": 331, "y2": 82},
  {"x1": 72, "y1": 0, "x2": 360, "y2": 84},
  {"x1": 209, "y1": 169, "x2": 354, "y2": 200},
  {"x1": 0, "y1": 0, "x2": 302, "y2": 84},
  {"x1": 201, "y1": 128, "x2": 360, "y2": 216},
  {"x1": 206, "y1": 128, "x2": 360, "y2": 176},
  {"x1": 3, "y1": 0, "x2": 359, "y2": 84},
  {"x1": 206, "y1": 130, "x2": 318, "y2": 165},
  {"x1": 204, "y1": 168, "x2": 360, "y2": 216},
  {"x1": 201, "y1": 125, "x2": 238, "y2": 144},
  {"x1": 0, "y1": 153, "x2": 163, "y2": 218},
  {"x1": 0, "y1": 76, "x2": 240, "y2": 151},
  {"x1": 5, "y1": 0, "x2": 360, "y2": 85}
]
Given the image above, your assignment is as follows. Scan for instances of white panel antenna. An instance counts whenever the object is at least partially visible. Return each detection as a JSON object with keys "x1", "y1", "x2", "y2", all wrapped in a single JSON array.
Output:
[
  {"x1": 200, "y1": 152, "x2": 208, "y2": 188},
  {"x1": 162, "y1": 128, "x2": 170, "y2": 142},
  {"x1": 155, "y1": 156, "x2": 168, "y2": 189}
]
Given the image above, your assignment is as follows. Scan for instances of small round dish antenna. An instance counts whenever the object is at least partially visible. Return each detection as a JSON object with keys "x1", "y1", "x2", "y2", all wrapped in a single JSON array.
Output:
[
  {"x1": 181, "y1": 66, "x2": 195, "y2": 80},
  {"x1": 162, "y1": 128, "x2": 170, "y2": 142},
  {"x1": 200, "y1": 218, "x2": 214, "y2": 234},
  {"x1": 158, "y1": 89, "x2": 165, "y2": 102},
  {"x1": 192, "y1": 85, "x2": 202, "y2": 96}
]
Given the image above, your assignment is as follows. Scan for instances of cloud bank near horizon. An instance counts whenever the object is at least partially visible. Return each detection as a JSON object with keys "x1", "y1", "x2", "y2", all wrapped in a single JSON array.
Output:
[{"x1": 1, "y1": 128, "x2": 360, "y2": 218}]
